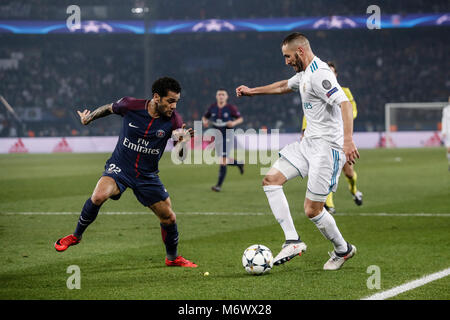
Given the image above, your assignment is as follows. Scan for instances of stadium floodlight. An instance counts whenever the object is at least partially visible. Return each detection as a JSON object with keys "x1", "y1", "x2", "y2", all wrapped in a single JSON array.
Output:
[
  {"x1": 131, "y1": 7, "x2": 149, "y2": 14},
  {"x1": 385, "y1": 102, "x2": 447, "y2": 148}
]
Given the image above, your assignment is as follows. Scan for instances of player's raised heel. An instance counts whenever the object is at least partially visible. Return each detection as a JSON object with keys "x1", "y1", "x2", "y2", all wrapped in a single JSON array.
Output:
[
  {"x1": 165, "y1": 256, "x2": 198, "y2": 268},
  {"x1": 54, "y1": 234, "x2": 81, "y2": 252},
  {"x1": 273, "y1": 241, "x2": 307, "y2": 266},
  {"x1": 323, "y1": 243, "x2": 356, "y2": 270},
  {"x1": 352, "y1": 191, "x2": 363, "y2": 206}
]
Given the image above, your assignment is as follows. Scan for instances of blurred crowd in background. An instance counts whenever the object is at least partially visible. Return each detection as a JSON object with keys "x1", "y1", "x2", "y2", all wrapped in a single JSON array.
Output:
[
  {"x1": 0, "y1": 1, "x2": 449, "y2": 137},
  {"x1": 1, "y1": 0, "x2": 448, "y2": 20}
]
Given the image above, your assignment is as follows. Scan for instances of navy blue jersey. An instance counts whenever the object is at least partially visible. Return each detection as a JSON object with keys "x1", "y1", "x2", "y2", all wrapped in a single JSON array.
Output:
[
  {"x1": 107, "y1": 96, "x2": 183, "y2": 177},
  {"x1": 203, "y1": 103, "x2": 241, "y2": 133}
]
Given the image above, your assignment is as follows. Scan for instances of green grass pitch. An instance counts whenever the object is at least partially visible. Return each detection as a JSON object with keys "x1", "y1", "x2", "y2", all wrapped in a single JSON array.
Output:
[{"x1": 0, "y1": 148, "x2": 449, "y2": 300}]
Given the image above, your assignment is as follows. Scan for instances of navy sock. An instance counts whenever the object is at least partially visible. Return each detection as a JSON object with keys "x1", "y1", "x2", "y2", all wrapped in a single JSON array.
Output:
[
  {"x1": 74, "y1": 198, "x2": 101, "y2": 238},
  {"x1": 217, "y1": 165, "x2": 227, "y2": 186},
  {"x1": 160, "y1": 223, "x2": 179, "y2": 260}
]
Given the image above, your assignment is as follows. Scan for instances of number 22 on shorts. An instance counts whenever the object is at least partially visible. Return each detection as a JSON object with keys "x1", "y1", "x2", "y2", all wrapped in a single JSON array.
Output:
[{"x1": 107, "y1": 163, "x2": 121, "y2": 174}]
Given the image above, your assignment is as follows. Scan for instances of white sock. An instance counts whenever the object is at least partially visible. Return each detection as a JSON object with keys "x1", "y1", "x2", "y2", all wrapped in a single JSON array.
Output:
[
  {"x1": 263, "y1": 185, "x2": 299, "y2": 241},
  {"x1": 310, "y1": 208, "x2": 347, "y2": 254}
]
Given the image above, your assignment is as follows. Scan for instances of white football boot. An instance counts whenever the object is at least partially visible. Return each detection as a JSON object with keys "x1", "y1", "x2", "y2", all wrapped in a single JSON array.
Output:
[
  {"x1": 352, "y1": 191, "x2": 363, "y2": 206},
  {"x1": 273, "y1": 240, "x2": 307, "y2": 266},
  {"x1": 323, "y1": 243, "x2": 357, "y2": 270}
]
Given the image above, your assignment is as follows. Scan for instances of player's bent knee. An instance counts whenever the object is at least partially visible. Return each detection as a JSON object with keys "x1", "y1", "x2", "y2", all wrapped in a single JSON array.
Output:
[
  {"x1": 150, "y1": 200, "x2": 176, "y2": 225},
  {"x1": 91, "y1": 192, "x2": 109, "y2": 206},
  {"x1": 262, "y1": 171, "x2": 285, "y2": 186},
  {"x1": 160, "y1": 212, "x2": 176, "y2": 225},
  {"x1": 262, "y1": 175, "x2": 272, "y2": 186},
  {"x1": 304, "y1": 198, "x2": 325, "y2": 218},
  {"x1": 304, "y1": 205, "x2": 322, "y2": 219},
  {"x1": 262, "y1": 176, "x2": 279, "y2": 186},
  {"x1": 304, "y1": 207, "x2": 319, "y2": 219}
]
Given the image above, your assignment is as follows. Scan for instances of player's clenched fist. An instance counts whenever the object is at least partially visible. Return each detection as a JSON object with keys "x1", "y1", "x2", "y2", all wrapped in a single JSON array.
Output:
[
  {"x1": 172, "y1": 123, "x2": 194, "y2": 143},
  {"x1": 236, "y1": 85, "x2": 253, "y2": 97}
]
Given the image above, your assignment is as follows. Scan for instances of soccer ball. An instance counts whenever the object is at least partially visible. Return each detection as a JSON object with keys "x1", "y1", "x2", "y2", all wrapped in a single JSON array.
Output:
[{"x1": 242, "y1": 244, "x2": 274, "y2": 275}]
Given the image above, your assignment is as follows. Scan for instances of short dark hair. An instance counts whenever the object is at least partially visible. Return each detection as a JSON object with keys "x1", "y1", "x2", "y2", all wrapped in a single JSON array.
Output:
[
  {"x1": 217, "y1": 88, "x2": 228, "y2": 92},
  {"x1": 327, "y1": 61, "x2": 337, "y2": 73},
  {"x1": 152, "y1": 77, "x2": 181, "y2": 98},
  {"x1": 281, "y1": 32, "x2": 309, "y2": 47}
]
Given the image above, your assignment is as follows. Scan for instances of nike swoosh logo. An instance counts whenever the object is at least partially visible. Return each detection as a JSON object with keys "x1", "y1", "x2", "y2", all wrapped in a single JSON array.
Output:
[{"x1": 129, "y1": 122, "x2": 139, "y2": 128}]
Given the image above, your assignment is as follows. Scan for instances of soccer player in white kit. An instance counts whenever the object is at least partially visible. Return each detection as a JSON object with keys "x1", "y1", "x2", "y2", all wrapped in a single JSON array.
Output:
[
  {"x1": 441, "y1": 96, "x2": 450, "y2": 170},
  {"x1": 236, "y1": 32, "x2": 359, "y2": 270}
]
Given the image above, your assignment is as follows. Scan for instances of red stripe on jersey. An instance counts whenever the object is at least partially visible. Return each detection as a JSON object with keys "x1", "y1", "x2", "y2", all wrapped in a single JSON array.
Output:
[
  {"x1": 144, "y1": 117, "x2": 155, "y2": 137},
  {"x1": 161, "y1": 226, "x2": 167, "y2": 242},
  {"x1": 135, "y1": 117, "x2": 155, "y2": 178}
]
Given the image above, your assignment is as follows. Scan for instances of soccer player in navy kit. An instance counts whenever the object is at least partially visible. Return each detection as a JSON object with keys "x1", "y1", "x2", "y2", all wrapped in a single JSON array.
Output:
[
  {"x1": 55, "y1": 77, "x2": 197, "y2": 268},
  {"x1": 202, "y1": 89, "x2": 244, "y2": 192}
]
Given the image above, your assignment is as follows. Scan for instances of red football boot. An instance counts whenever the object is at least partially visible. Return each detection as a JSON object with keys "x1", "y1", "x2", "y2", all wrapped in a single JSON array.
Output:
[
  {"x1": 165, "y1": 256, "x2": 198, "y2": 268},
  {"x1": 54, "y1": 234, "x2": 81, "y2": 252}
]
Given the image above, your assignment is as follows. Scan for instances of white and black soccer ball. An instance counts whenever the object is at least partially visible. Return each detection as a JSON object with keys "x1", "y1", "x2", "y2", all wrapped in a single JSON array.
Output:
[{"x1": 242, "y1": 244, "x2": 274, "y2": 275}]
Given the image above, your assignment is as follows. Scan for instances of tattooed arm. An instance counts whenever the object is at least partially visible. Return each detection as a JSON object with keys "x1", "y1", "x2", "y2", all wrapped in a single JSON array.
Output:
[{"x1": 77, "y1": 103, "x2": 113, "y2": 125}]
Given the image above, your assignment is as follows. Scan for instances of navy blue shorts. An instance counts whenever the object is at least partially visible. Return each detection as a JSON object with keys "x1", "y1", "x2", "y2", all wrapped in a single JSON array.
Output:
[
  {"x1": 213, "y1": 128, "x2": 235, "y2": 158},
  {"x1": 102, "y1": 162, "x2": 169, "y2": 207}
]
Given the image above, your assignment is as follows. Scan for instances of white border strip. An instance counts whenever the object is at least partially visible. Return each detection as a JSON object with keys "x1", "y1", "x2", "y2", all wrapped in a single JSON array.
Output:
[
  {"x1": 361, "y1": 267, "x2": 450, "y2": 300},
  {"x1": 1, "y1": 212, "x2": 449, "y2": 216}
]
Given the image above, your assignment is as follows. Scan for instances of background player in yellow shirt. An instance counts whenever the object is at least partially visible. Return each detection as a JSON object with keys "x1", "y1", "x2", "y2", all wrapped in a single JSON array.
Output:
[{"x1": 302, "y1": 61, "x2": 363, "y2": 214}]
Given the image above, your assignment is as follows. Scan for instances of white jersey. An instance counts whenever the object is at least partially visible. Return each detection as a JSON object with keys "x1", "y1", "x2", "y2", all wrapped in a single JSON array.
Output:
[
  {"x1": 442, "y1": 105, "x2": 450, "y2": 135},
  {"x1": 288, "y1": 56, "x2": 349, "y2": 148}
]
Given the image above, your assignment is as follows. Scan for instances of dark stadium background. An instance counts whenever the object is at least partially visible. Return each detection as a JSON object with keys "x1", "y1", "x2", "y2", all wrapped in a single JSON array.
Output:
[
  {"x1": 0, "y1": 0, "x2": 449, "y2": 137},
  {"x1": 0, "y1": 0, "x2": 449, "y2": 305}
]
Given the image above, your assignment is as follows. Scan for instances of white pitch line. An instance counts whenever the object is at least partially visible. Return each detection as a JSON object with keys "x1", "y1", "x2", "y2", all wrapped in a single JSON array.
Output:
[
  {"x1": 361, "y1": 267, "x2": 450, "y2": 300},
  {"x1": 1, "y1": 212, "x2": 449, "y2": 217}
]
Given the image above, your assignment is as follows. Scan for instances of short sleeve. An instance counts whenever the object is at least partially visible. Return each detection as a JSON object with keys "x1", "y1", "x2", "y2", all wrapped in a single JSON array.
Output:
[
  {"x1": 229, "y1": 105, "x2": 241, "y2": 119},
  {"x1": 311, "y1": 69, "x2": 348, "y2": 105},
  {"x1": 112, "y1": 97, "x2": 146, "y2": 116},
  {"x1": 203, "y1": 105, "x2": 212, "y2": 119},
  {"x1": 287, "y1": 72, "x2": 303, "y2": 91},
  {"x1": 171, "y1": 111, "x2": 183, "y2": 130}
]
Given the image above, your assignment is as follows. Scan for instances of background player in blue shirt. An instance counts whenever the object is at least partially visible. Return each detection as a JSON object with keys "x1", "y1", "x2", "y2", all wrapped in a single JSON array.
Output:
[
  {"x1": 202, "y1": 89, "x2": 244, "y2": 192},
  {"x1": 55, "y1": 77, "x2": 197, "y2": 268}
]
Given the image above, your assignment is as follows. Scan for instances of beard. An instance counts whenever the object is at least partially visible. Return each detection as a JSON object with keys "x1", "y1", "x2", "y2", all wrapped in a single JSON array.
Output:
[
  {"x1": 157, "y1": 104, "x2": 173, "y2": 117},
  {"x1": 293, "y1": 53, "x2": 303, "y2": 72}
]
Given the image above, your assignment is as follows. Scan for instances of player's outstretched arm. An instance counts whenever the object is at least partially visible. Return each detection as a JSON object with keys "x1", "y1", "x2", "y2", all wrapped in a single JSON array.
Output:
[
  {"x1": 340, "y1": 101, "x2": 360, "y2": 165},
  {"x1": 236, "y1": 80, "x2": 292, "y2": 97},
  {"x1": 77, "y1": 103, "x2": 113, "y2": 125}
]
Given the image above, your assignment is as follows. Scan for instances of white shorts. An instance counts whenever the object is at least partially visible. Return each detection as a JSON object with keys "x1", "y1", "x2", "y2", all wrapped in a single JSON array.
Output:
[{"x1": 274, "y1": 137, "x2": 346, "y2": 202}]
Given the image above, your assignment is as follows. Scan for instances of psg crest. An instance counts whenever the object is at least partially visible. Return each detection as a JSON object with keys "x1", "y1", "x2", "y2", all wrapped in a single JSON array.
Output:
[{"x1": 156, "y1": 129, "x2": 165, "y2": 138}]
